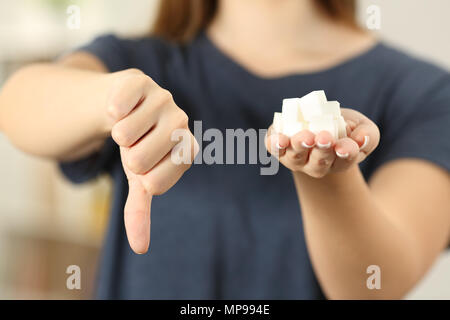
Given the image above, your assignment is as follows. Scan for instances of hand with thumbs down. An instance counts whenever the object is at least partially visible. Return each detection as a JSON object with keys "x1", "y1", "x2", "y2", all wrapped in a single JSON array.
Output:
[{"x1": 107, "y1": 69, "x2": 199, "y2": 254}]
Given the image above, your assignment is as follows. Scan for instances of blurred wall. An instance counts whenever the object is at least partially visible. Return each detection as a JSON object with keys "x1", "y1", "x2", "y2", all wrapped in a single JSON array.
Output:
[
  {"x1": 0, "y1": 0, "x2": 160, "y2": 299},
  {"x1": 358, "y1": 0, "x2": 450, "y2": 69},
  {"x1": 0, "y1": 0, "x2": 448, "y2": 299},
  {"x1": 357, "y1": 0, "x2": 450, "y2": 299}
]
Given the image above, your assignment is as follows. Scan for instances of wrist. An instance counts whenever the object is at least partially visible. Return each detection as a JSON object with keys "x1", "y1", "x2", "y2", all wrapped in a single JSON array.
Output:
[
  {"x1": 293, "y1": 164, "x2": 362, "y2": 187},
  {"x1": 95, "y1": 72, "x2": 117, "y2": 138}
]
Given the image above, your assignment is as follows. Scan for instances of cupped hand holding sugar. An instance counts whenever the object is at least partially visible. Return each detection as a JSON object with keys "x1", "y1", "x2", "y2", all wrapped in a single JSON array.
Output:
[{"x1": 266, "y1": 90, "x2": 380, "y2": 178}]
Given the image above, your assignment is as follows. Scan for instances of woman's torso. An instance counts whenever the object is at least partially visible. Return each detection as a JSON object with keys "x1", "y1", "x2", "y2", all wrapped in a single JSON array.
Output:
[{"x1": 62, "y1": 33, "x2": 450, "y2": 299}]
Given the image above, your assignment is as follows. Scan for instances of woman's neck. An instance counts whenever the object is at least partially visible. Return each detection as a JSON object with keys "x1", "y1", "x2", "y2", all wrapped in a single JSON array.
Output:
[{"x1": 207, "y1": 0, "x2": 376, "y2": 77}]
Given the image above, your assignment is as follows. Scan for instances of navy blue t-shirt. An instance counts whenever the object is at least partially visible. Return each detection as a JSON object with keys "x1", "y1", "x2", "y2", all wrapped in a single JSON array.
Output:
[{"x1": 60, "y1": 33, "x2": 450, "y2": 299}]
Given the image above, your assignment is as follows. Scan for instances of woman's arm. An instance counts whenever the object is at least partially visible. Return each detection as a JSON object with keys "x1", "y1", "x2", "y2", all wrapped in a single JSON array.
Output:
[
  {"x1": 0, "y1": 52, "x2": 198, "y2": 254},
  {"x1": 294, "y1": 159, "x2": 450, "y2": 299},
  {"x1": 266, "y1": 108, "x2": 450, "y2": 299},
  {"x1": 0, "y1": 53, "x2": 113, "y2": 161}
]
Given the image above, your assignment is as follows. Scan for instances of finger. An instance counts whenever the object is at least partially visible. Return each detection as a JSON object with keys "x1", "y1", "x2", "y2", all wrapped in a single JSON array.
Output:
[
  {"x1": 171, "y1": 131, "x2": 200, "y2": 166},
  {"x1": 265, "y1": 131, "x2": 290, "y2": 158},
  {"x1": 286, "y1": 130, "x2": 315, "y2": 165},
  {"x1": 122, "y1": 111, "x2": 187, "y2": 175},
  {"x1": 303, "y1": 131, "x2": 336, "y2": 178},
  {"x1": 291, "y1": 130, "x2": 315, "y2": 151},
  {"x1": 139, "y1": 148, "x2": 193, "y2": 196},
  {"x1": 111, "y1": 89, "x2": 168, "y2": 147},
  {"x1": 346, "y1": 119, "x2": 357, "y2": 132},
  {"x1": 331, "y1": 138, "x2": 360, "y2": 171},
  {"x1": 350, "y1": 124, "x2": 376, "y2": 153},
  {"x1": 341, "y1": 108, "x2": 379, "y2": 153},
  {"x1": 345, "y1": 119, "x2": 356, "y2": 136},
  {"x1": 107, "y1": 73, "x2": 153, "y2": 121},
  {"x1": 350, "y1": 123, "x2": 380, "y2": 163},
  {"x1": 124, "y1": 177, "x2": 152, "y2": 254}
]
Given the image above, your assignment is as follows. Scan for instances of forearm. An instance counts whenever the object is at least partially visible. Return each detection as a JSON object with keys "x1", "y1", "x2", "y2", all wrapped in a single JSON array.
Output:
[
  {"x1": 294, "y1": 165, "x2": 421, "y2": 299},
  {"x1": 0, "y1": 63, "x2": 113, "y2": 160}
]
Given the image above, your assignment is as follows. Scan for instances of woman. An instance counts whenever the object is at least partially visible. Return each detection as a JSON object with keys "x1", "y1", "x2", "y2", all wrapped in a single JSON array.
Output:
[{"x1": 0, "y1": 0, "x2": 449, "y2": 299}]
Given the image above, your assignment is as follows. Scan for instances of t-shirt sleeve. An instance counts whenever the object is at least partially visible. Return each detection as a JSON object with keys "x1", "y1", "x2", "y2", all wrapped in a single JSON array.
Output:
[
  {"x1": 59, "y1": 137, "x2": 118, "y2": 184},
  {"x1": 58, "y1": 34, "x2": 128, "y2": 183},
  {"x1": 369, "y1": 59, "x2": 450, "y2": 174},
  {"x1": 76, "y1": 34, "x2": 131, "y2": 72}
]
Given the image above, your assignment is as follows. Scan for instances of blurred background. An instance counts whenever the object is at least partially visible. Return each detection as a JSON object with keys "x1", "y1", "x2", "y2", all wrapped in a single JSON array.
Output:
[{"x1": 0, "y1": 0, "x2": 448, "y2": 299}]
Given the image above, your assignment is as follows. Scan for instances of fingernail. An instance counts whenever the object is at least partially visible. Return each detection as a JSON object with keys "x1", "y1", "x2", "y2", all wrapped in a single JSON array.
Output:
[
  {"x1": 336, "y1": 150, "x2": 349, "y2": 158},
  {"x1": 360, "y1": 136, "x2": 370, "y2": 150},
  {"x1": 276, "y1": 142, "x2": 285, "y2": 150},
  {"x1": 301, "y1": 141, "x2": 315, "y2": 149},
  {"x1": 317, "y1": 141, "x2": 331, "y2": 149}
]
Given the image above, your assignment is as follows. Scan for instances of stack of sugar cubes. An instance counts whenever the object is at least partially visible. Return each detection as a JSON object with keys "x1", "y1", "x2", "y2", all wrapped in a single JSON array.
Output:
[{"x1": 273, "y1": 90, "x2": 347, "y2": 140}]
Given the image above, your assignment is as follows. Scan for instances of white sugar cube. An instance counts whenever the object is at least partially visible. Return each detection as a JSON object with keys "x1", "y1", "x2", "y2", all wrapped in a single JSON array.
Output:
[
  {"x1": 299, "y1": 90, "x2": 327, "y2": 106},
  {"x1": 281, "y1": 98, "x2": 303, "y2": 122},
  {"x1": 336, "y1": 116, "x2": 347, "y2": 138},
  {"x1": 298, "y1": 91, "x2": 327, "y2": 121},
  {"x1": 283, "y1": 122, "x2": 304, "y2": 137},
  {"x1": 332, "y1": 118, "x2": 341, "y2": 140},
  {"x1": 323, "y1": 101, "x2": 341, "y2": 117},
  {"x1": 298, "y1": 90, "x2": 327, "y2": 119},
  {"x1": 273, "y1": 90, "x2": 347, "y2": 141},
  {"x1": 273, "y1": 112, "x2": 283, "y2": 133},
  {"x1": 299, "y1": 104, "x2": 322, "y2": 122},
  {"x1": 309, "y1": 114, "x2": 337, "y2": 139}
]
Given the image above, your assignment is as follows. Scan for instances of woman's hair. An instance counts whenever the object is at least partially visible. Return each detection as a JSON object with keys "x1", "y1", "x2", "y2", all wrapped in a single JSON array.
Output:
[{"x1": 152, "y1": 0, "x2": 358, "y2": 43}]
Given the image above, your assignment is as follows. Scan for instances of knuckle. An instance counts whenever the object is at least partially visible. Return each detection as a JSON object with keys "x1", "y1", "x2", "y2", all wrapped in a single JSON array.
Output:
[
  {"x1": 317, "y1": 158, "x2": 330, "y2": 167},
  {"x1": 135, "y1": 74, "x2": 151, "y2": 86},
  {"x1": 175, "y1": 110, "x2": 189, "y2": 128},
  {"x1": 125, "y1": 68, "x2": 144, "y2": 76},
  {"x1": 158, "y1": 88, "x2": 173, "y2": 104},
  {"x1": 130, "y1": 74, "x2": 153, "y2": 93},
  {"x1": 117, "y1": 72, "x2": 149, "y2": 92},
  {"x1": 109, "y1": 74, "x2": 152, "y2": 119},
  {"x1": 107, "y1": 103, "x2": 120, "y2": 119},
  {"x1": 150, "y1": 89, "x2": 173, "y2": 111},
  {"x1": 292, "y1": 151, "x2": 306, "y2": 161},
  {"x1": 108, "y1": 94, "x2": 126, "y2": 118},
  {"x1": 162, "y1": 88, "x2": 174, "y2": 101},
  {"x1": 111, "y1": 124, "x2": 132, "y2": 147},
  {"x1": 142, "y1": 177, "x2": 165, "y2": 196},
  {"x1": 125, "y1": 151, "x2": 147, "y2": 175}
]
